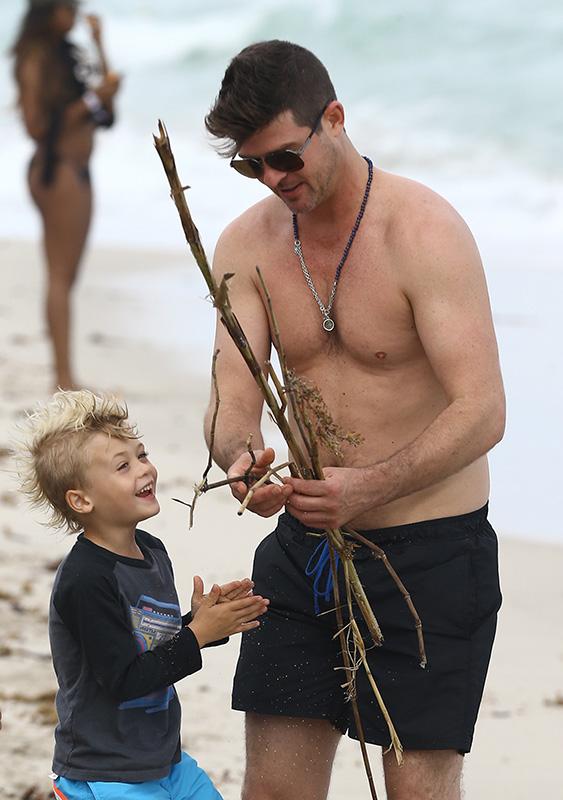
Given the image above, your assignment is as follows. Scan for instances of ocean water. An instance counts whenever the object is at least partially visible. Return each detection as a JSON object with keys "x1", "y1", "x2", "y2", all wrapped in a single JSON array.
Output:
[{"x1": 0, "y1": 1, "x2": 561, "y2": 541}]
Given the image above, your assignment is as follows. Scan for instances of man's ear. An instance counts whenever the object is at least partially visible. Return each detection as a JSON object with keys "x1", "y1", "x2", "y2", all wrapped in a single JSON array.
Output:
[
  {"x1": 324, "y1": 100, "x2": 345, "y2": 137},
  {"x1": 65, "y1": 488, "x2": 93, "y2": 516}
]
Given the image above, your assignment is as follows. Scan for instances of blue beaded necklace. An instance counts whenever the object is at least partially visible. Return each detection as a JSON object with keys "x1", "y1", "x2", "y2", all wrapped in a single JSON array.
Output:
[{"x1": 292, "y1": 156, "x2": 373, "y2": 332}]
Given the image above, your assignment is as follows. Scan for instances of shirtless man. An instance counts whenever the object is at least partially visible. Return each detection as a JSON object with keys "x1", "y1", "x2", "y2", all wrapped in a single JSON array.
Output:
[{"x1": 204, "y1": 41, "x2": 505, "y2": 800}]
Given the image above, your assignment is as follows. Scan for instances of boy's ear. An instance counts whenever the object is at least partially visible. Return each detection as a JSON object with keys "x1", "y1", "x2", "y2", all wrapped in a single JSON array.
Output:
[{"x1": 65, "y1": 488, "x2": 93, "y2": 516}]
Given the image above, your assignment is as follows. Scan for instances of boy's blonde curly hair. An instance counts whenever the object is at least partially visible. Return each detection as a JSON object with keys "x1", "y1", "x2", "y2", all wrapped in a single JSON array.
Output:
[{"x1": 16, "y1": 390, "x2": 138, "y2": 533}]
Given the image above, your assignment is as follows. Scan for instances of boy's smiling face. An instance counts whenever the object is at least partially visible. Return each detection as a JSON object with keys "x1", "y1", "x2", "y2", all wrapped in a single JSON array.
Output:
[{"x1": 68, "y1": 433, "x2": 160, "y2": 529}]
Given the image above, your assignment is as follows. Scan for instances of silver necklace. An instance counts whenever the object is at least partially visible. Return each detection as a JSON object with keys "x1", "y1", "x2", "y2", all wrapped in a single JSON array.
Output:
[{"x1": 292, "y1": 156, "x2": 373, "y2": 332}]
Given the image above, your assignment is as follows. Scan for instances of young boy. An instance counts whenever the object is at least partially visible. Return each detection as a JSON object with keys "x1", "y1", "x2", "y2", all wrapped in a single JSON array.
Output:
[{"x1": 17, "y1": 390, "x2": 268, "y2": 799}]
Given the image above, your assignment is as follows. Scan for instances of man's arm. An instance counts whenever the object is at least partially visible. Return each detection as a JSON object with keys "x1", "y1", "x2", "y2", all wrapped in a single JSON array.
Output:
[
  {"x1": 285, "y1": 199, "x2": 505, "y2": 528},
  {"x1": 204, "y1": 220, "x2": 292, "y2": 516}
]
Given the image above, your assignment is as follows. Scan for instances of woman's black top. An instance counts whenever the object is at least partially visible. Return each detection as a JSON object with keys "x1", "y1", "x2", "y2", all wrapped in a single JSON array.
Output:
[{"x1": 41, "y1": 39, "x2": 113, "y2": 186}]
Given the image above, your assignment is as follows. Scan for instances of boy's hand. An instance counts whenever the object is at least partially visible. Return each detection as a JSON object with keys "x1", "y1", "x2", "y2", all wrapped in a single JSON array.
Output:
[
  {"x1": 190, "y1": 576, "x2": 255, "y2": 616},
  {"x1": 188, "y1": 584, "x2": 269, "y2": 648},
  {"x1": 191, "y1": 575, "x2": 203, "y2": 617},
  {"x1": 218, "y1": 577, "x2": 254, "y2": 602}
]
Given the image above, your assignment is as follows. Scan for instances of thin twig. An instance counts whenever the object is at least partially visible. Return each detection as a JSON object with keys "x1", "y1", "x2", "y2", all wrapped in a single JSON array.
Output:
[
  {"x1": 243, "y1": 436, "x2": 256, "y2": 485},
  {"x1": 154, "y1": 122, "x2": 310, "y2": 474},
  {"x1": 203, "y1": 349, "x2": 221, "y2": 483},
  {"x1": 256, "y1": 267, "x2": 316, "y2": 479},
  {"x1": 237, "y1": 460, "x2": 292, "y2": 516},
  {"x1": 256, "y1": 267, "x2": 306, "y2": 478},
  {"x1": 172, "y1": 497, "x2": 192, "y2": 508},
  {"x1": 329, "y1": 542, "x2": 379, "y2": 799},
  {"x1": 342, "y1": 559, "x2": 403, "y2": 765},
  {"x1": 344, "y1": 527, "x2": 426, "y2": 668},
  {"x1": 187, "y1": 349, "x2": 221, "y2": 527},
  {"x1": 266, "y1": 361, "x2": 287, "y2": 414},
  {"x1": 355, "y1": 615, "x2": 404, "y2": 766},
  {"x1": 202, "y1": 474, "x2": 255, "y2": 491}
]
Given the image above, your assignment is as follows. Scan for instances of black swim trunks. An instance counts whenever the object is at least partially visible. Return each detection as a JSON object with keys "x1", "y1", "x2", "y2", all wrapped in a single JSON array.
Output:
[{"x1": 232, "y1": 505, "x2": 501, "y2": 753}]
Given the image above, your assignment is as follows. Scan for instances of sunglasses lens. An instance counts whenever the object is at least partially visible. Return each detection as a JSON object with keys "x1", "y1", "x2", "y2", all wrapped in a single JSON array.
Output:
[
  {"x1": 230, "y1": 158, "x2": 262, "y2": 179},
  {"x1": 266, "y1": 151, "x2": 304, "y2": 173},
  {"x1": 230, "y1": 150, "x2": 305, "y2": 179}
]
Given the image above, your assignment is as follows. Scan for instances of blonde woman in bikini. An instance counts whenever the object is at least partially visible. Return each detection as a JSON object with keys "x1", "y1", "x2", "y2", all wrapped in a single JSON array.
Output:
[{"x1": 12, "y1": 0, "x2": 120, "y2": 389}]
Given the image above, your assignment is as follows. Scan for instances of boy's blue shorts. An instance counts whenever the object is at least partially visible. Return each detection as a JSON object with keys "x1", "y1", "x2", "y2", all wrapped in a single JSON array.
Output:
[{"x1": 52, "y1": 752, "x2": 223, "y2": 799}]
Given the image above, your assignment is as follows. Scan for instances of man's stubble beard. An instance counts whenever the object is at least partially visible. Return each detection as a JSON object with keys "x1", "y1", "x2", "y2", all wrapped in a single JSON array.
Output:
[{"x1": 279, "y1": 146, "x2": 338, "y2": 216}]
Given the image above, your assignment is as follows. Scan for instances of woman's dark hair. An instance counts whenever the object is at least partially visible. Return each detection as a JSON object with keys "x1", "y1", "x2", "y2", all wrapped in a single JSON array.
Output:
[
  {"x1": 11, "y1": 4, "x2": 84, "y2": 102},
  {"x1": 11, "y1": 4, "x2": 87, "y2": 184},
  {"x1": 205, "y1": 40, "x2": 337, "y2": 157},
  {"x1": 12, "y1": 4, "x2": 58, "y2": 72}
]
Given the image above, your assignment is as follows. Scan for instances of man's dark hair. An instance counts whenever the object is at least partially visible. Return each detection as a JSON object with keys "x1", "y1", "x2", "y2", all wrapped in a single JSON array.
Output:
[{"x1": 205, "y1": 40, "x2": 337, "y2": 157}]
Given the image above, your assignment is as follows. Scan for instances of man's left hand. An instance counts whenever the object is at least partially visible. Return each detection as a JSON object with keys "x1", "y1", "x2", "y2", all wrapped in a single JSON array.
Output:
[{"x1": 283, "y1": 466, "x2": 385, "y2": 529}]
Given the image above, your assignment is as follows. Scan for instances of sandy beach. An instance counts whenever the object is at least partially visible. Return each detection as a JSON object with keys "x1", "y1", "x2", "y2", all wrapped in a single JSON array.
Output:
[{"x1": 1, "y1": 237, "x2": 562, "y2": 800}]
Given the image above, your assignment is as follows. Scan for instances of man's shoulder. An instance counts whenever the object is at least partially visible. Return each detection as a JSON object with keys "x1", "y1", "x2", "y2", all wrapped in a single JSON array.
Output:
[
  {"x1": 215, "y1": 196, "x2": 286, "y2": 261},
  {"x1": 379, "y1": 172, "x2": 483, "y2": 297},
  {"x1": 381, "y1": 170, "x2": 474, "y2": 263},
  {"x1": 382, "y1": 170, "x2": 464, "y2": 232}
]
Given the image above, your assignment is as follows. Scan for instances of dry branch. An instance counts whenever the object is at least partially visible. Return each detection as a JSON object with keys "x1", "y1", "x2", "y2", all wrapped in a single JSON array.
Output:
[
  {"x1": 187, "y1": 348, "x2": 221, "y2": 527},
  {"x1": 344, "y1": 526, "x2": 427, "y2": 668},
  {"x1": 237, "y1": 460, "x2": 293, "y2": 516},
  {"x1": 154, "y1": 121, "x2": 309, "y2": 476}
]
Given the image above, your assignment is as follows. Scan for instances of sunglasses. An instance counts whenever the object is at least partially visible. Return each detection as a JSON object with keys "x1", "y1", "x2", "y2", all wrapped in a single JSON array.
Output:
[{"x1": 230, "y1": 102, "x2": 330, "y2": 180}]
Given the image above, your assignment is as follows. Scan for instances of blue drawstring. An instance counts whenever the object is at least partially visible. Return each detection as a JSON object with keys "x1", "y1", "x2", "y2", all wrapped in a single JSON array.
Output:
[{"x1": 305, "y1": 537, "x2": 340, "y2": 614}]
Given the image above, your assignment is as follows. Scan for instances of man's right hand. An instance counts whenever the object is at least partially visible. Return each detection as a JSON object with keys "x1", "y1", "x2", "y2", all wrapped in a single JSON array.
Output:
[{"x1": 227, "y1": 447, "x2": 293, "y2": 517}]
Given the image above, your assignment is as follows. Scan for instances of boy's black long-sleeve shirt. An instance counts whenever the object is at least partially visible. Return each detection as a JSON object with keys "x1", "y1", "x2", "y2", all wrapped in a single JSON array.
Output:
[{"x1": 49, "y1": 529, "x2": 202, "y2": 782}]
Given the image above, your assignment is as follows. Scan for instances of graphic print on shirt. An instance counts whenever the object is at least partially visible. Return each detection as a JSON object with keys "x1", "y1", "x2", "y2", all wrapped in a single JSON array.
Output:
[{"x1": 118, "y1": 594, "x2": 182, "y2": 714}]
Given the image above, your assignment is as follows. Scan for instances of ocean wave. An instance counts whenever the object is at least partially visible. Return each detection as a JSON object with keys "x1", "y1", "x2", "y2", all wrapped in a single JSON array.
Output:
[{"x1": 1, "y1": 0, "x2": 562, "y2": 248}]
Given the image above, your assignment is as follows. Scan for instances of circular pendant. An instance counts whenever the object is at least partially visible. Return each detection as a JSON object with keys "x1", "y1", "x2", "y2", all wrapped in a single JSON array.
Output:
[{"x1": 322, "y1": 317, "x2": 335, "y2": 332}]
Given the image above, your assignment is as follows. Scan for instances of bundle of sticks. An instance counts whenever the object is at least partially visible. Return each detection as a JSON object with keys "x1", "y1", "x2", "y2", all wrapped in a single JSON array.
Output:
[{"x1": 154, "y1": 121, "x2": 427, "y2": 799}]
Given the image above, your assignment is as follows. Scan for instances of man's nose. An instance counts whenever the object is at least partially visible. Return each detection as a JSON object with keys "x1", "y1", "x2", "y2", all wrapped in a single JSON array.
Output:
[{"x1": 260, "y1": 163, "x2": 288, "y2": 190}]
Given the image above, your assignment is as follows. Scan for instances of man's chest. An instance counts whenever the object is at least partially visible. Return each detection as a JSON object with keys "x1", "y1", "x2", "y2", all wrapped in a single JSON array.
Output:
[{"x1": 256, "y1": 244, "x2": 424, "y2": 372}]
